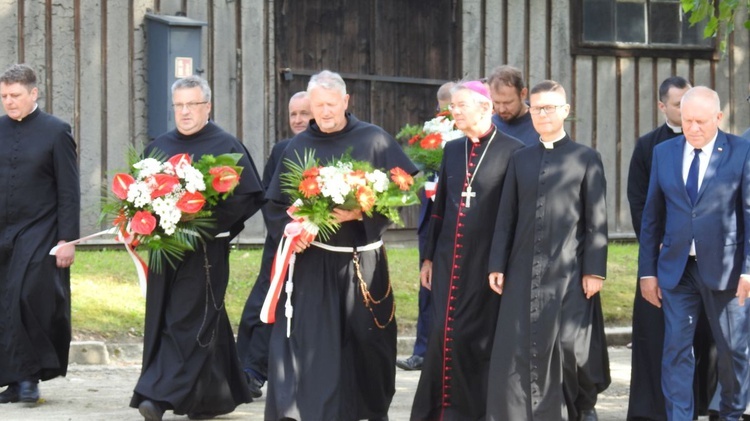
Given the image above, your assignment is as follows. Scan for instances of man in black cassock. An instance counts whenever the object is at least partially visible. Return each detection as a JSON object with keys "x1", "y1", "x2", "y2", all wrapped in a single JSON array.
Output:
[
  {"x1": 263, "y1": 70, "x2": 417, "y2": 421},
  {"x1": 626, "y1": 76, "x2": 717, "y2": 421},
  {"x1": 487, "y1": 80, "x2": 610, "y2": 421},
  {"x1": 488, "y1": 65, "x2": 539, "y2": 146},
  {"x1": 409, "y1": 81, "x2": 524, "y2": 421},
  {"x1": 130, "y1": 75, "x2": 264, "y2": 421},
  {"x1": 0, "y1": 64, "x2": 79, "y2": 404},
  {"x1": 235, "y1": 91, "x2": 310, "y2": 398}
]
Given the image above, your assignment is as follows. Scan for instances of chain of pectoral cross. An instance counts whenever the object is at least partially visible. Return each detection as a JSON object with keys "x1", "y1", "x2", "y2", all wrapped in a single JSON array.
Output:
[{"x1": 462, "y1": 129, "x2": 497, "y2": 208}]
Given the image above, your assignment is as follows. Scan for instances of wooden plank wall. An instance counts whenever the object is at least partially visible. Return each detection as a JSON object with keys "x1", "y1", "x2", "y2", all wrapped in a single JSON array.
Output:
[
  {"x1": 2, "y1": 0, "x2": 748, "y2": 240},
  {"x1": 0, "y1": 0, "x2": 269, "y2": 241},
  {"x1": 468, "y1": 0, "x2": 750, "y2": 238}
]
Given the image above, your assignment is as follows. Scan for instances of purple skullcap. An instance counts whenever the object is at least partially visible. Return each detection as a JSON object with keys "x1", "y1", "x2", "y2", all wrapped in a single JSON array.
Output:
[{"x1": 461, "y1": 80, "x2": 491, "y2": 101}]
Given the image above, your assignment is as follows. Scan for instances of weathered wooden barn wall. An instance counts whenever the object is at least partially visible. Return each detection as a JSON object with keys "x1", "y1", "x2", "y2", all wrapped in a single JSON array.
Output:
[
  {"x1": 1, "y1": 0, "x2": 747, "y2": 240},
  {"x1": 0, "y1": 0, "x2": 270, "y2": 241},
  {"x1": 464, "y1": 0, "x2": 750, "y2": 238}
]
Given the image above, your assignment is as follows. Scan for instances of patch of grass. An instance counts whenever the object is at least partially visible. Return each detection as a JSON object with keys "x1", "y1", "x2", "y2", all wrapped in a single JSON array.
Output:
[
  {"x1": 70, "y1": 243, "x2": 638, "y2": 339},
  {"x1": 600, "y1": 242, "x2": 638, "y2": 326}
]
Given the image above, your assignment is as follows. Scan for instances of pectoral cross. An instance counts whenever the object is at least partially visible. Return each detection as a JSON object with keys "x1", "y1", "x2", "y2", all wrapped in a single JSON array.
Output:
[{"x1": 461, "y1": 186, "x2": 476, "y2": 208}]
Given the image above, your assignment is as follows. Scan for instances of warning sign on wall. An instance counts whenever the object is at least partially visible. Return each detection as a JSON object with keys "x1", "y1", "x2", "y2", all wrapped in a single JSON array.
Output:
[{"x1": 175, "y1": 57, "x2": 193, "y2": 78}]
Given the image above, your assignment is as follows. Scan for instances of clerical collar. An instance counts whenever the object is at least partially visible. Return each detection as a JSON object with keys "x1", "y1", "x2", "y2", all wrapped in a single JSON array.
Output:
[
  {"x1": 540, "y1": 132, "x2": 567, "y2": 149},
  {"x1": 666, "y1": 121, "x2": 682, "y2": 134},
  {"x1": 470, "y1": 126, "x2": 495, "y2": 144},
  {"x1": 14, "y1": 104, "x2": 39, "y2": 122}
]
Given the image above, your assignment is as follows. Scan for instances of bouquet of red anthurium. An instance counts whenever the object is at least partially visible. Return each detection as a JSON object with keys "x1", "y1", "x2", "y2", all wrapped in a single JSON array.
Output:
[{"x1": 104, "y1": 150, "x2": 243, "y2": 271}]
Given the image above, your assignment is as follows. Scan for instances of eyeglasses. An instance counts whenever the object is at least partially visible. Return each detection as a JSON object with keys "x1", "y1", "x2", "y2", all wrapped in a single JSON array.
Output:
[
  {"x1": 172, "y1": 101, "x2": 208, "y2": 111},
  {"x1": 529, "y1": 104, "x2": 567, "y2": 115}
]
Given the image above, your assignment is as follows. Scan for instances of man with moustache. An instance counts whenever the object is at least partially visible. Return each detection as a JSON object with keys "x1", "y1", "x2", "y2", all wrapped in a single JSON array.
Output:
[{"x1": 488, "y1": 64, "x2": 539, "y2": 146}]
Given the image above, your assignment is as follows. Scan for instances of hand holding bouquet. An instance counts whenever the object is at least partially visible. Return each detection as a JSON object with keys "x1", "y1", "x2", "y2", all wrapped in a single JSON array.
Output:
[
  {"x1": 104, "y1": 150, "x2": 243, "y2": 270},
  {"x1": 279, "y1": 149, "x2": 422, "y2": 242}
]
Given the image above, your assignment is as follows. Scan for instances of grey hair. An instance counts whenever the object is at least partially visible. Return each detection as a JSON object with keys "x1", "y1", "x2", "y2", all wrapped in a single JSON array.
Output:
[
  {"x1": 290, "y1": 91, "x2": 309, "y2": 101},
  {"x1": 681, "y1": 86, "x2": 720, "y2": 114},
  {"x1": 307, "y1": 70, "x2": 347, "y2": 96},
  {"x1": 171, "y1": 75, "x2": 212, "y2": 102},
  {"x1": 0, "y1": 64, "x2": 37, "y2": 89}
]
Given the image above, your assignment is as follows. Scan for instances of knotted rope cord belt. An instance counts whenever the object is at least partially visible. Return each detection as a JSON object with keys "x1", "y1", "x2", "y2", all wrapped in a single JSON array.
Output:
[{"x1": 311, "y1": 240, "x2": 395, "y2": 329}]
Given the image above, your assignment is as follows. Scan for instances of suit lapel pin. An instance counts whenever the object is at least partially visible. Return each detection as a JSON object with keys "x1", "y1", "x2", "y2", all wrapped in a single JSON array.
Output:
[{"x1": 718, "y1": 147, "x2": 723, "y2": 152}]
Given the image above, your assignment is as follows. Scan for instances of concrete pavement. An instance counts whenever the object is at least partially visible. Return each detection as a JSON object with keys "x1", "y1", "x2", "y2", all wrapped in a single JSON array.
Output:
[
  {"x1": 1, "y1": 330, "x2": 715, "y2": 420},
  {"x1": 2, "y1": 347, "x2": 639, "y2": 421}
]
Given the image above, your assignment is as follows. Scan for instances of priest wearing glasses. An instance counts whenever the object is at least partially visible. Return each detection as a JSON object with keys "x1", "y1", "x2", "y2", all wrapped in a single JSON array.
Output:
[
  {"x1": 486, "y1": 80, "x2": 610, "y2": 421},
  {"x1": 410, "y1": 80, "x2": 524, "y2": 421}
]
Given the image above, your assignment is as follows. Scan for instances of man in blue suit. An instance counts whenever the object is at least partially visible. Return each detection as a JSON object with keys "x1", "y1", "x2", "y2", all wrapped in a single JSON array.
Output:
[{"x1": 639, "y1": 86, "x2": 750, "y2": 421}]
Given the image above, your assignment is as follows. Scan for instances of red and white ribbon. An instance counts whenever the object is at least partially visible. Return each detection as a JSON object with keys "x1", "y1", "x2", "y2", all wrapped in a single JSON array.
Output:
[
  {"x1": 424, "y1": 180, "x2": 438, "y2": 200},
  {"x1": 50, "y1": 227, "x2": 149, "y2": 297},
  {"x1": 260, "y1": 216, "x2": 318, "y2": 336}
]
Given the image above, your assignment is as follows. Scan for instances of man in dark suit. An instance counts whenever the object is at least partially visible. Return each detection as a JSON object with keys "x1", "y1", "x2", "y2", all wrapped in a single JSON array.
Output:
[
  {"x1": 639, "y1": 86, "x2": 750, "y2": 421},
  {"x1": 627, "y1": 76, "x2": 717, "y2": 421}
]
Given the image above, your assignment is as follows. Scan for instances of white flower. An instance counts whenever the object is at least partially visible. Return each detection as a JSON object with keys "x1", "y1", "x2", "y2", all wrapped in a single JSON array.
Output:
[
  {"x1": 152, "y1": 195, "x2": 181, "y2": 235},
  {"x1": 181, "y1": 165, "x2": 206, "y2": 193},
  {"x1": 127, "y1": 181, "x2": 154, "y2": 207},
  {"x1": 423, "y1": 115, "x2": 463, "y2": 147},
  {"x1": 366, "y1": 170, "x2": 390, "y2": 193},
  {"x1": 318, "y1": 164, "x2": 351, "y2": 205},
  {"x1": 133, "y1": 158, "x2": 164, "y2": 179}
]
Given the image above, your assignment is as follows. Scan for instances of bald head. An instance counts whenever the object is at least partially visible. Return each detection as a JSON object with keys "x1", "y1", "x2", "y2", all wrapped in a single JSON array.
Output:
[
  {"x1": 437, "y1": 82, "x2": 455, "y2": 110},
  {"x1": 680, "y1": 86, "x2": 722, "y2": 148},
  {"x1": 288, "y1": 91, "x2": 311, "y2": 134}
]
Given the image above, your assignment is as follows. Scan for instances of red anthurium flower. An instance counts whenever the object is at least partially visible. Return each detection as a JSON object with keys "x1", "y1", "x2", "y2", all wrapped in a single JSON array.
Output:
[
  {"x1": 298, "y1": 177, "x2": 321, "y2": 198},
  {"x1": 130, "y1": 211, "x2": 157, "y2": 235},
  {"x1": 112, "y1": 173, "x2": 135, "y2": 200},
  {"x1": 408, "y1": 134, "x2": 422, "y2": 145},
  {"x1": 302, "y1": 166, "x2": 320, "y2": 178},
  {"x1": 420, "y1": 133, "x2": 443, "y2": 150},
  {"x1": 149, "y1": 174, "x2": 180, "y2": 199},
  {"x1": 168, "y1": 153, "x2": 192, "y2": 170},
  {"x1": 176, "y1": 191, "x2": 206, "y2": 214},
  {"x1": 356, "y1": 185, "x2": 376, "y2": 212},
  {"x1": 390, "y1": 167, "x2": 414, "y2": 191},
  {"x1": 209, "y1": 166, "x2": 240, "y2": 193}
]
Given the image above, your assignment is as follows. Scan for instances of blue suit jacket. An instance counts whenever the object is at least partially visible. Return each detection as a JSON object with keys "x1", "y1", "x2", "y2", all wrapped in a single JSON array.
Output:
[{"x1": 638, "y1": 130, "x2": 750, "y2": 291}]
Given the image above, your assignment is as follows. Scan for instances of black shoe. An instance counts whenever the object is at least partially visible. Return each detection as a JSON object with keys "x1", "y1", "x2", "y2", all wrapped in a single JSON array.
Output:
[
  {"x1": 138, "y1": 400, "x2": 165, "y2": 421},
  {"x1": 396, "y1": 355, "x2": 424, "y2": 371},
  {"x1": 577, "y1": 408, "x2": 598, "y2": 421},
  {"x1": 0, "y1": 383, "x2": 19, "y2": 404},
  {"x1": 18, "y1": 380, "x2": 39, "y2": 403},
  {"x1": 246, "y1": 373, "x2": 263, "y2": 399}
]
